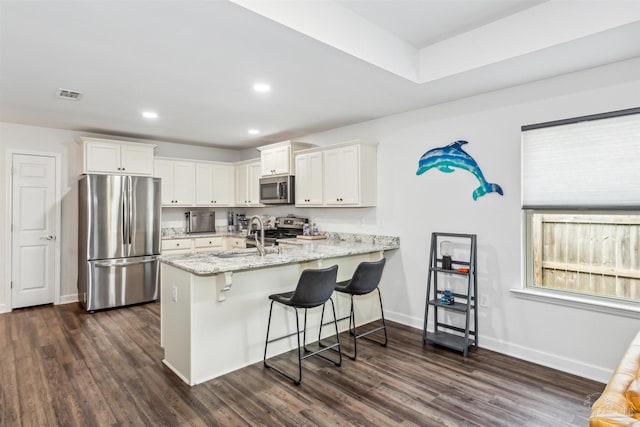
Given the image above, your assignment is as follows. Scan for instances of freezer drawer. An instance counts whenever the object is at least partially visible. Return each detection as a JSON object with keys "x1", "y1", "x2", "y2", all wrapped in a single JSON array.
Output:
[{"x1": 81, "y1": 256, "x2": 159, "y2": 311}]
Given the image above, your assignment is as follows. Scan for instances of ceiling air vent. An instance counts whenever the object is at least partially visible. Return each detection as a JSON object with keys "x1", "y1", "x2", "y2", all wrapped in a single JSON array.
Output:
[{"x1": 57, "y1": 88, "x2": 83, "y2": 101}]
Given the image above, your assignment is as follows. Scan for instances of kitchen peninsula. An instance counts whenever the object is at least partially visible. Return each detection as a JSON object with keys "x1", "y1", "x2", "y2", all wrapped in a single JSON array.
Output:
[{"x1": 160, "y1": 233, "x2": 399, "y2": 386}]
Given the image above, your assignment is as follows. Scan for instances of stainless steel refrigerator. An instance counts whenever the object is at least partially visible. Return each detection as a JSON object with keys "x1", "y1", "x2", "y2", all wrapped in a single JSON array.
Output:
[{"x1": 78, "y1": 174, "x2": 161, "y2": 311}]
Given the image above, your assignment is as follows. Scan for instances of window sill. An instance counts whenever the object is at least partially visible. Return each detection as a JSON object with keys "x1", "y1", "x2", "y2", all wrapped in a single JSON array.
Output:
[{"x1": 510, "y1": 288, "x2": 640, "y2": 319}]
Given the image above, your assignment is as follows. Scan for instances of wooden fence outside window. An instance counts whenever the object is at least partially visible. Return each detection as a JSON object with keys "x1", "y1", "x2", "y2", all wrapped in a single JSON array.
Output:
[{"x1": 531, "y1": 214, "x2": 640, "y2": 301}]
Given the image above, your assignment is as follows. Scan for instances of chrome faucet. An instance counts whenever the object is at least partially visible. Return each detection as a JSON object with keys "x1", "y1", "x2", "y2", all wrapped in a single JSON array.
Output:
[{"x1": 248, "y1": 215, "x2": 265, "y2": 256}]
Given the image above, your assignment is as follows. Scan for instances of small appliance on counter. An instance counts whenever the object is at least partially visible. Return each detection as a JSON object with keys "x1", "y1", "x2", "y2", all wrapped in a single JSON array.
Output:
[
  {"x1": 185, "y1": 210, "x2": 216, "y2": 234},
  {"x1": 237, "y1": 214, "x2": 248, "y2": 231}
]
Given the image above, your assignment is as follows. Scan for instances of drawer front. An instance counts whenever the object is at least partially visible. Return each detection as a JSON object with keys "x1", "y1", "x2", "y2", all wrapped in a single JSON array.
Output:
[
  {"x1": 228, "y1": 238, "x2": 246, "y2": 249},
  {"x1": 195, "y1": 237, "x2": 224, "y2": 248},
  {"x1": 162, "y1": 239, "x2": 193, "y2": 251}
]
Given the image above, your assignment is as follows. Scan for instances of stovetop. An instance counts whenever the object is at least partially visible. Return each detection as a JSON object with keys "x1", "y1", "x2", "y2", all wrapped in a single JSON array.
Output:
[{"x1": 263, "y1": 229, "x2": 302, "y2": 239}]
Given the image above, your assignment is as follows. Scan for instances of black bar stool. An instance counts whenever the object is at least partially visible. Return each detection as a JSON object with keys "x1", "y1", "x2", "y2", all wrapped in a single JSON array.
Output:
[
  {"x1": 320, "y1": 258, "x2": 387, "y2": 360},
  {"x1": 263, "y1": 265, "x2": 342, "y2": 385}
]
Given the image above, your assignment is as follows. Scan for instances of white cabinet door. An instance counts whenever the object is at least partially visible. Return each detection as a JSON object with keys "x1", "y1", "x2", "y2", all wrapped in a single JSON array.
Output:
[
  {"x1": 195, "y1": 163, "x2": 214, "y2": 205},
  {"x1": 155, "y1": 159, "x2": 195, "y2": 206},
  {"x1": 323, "y1": 145, "x2": 360, "y2": 205},
  {"x1": 82, "y1": 138, "x2": 155, "y2": 175},
  {"x1": 261, "y1": 146, "x2": 290, "y2": 176},
  {"x1": 248, "y1": 161, "x2": 262, "y2": 205},
  {"x1": 295, "y1": 152, "x2": 323, "y2": 206},
  {"x1": 120, "y1": 144, "x2": 155, "y2": 175},
  {"x1": 212, "y1": 164, "x2": 234, "y2": 205},
  {"x1": 85, "y1": 141, "x2": 121, "y2": 173},
  {"x1": 173, "y1": 161, "x2": 195, "y2": 206},
  {"x1": 196, "y1": 163, "x2": 235, "y2": 206},
  {"x1": 235, "y1": 161, "x2": 262, "y2": 206},
  {"x1": 234, "y1": 163, "x2": 249, "y2": 205},
  {"x1": 154, "y1": 159, "x2": 175, "y2": 205}
]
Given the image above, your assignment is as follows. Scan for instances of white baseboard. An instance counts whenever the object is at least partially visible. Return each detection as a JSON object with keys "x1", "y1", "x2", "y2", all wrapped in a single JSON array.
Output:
[
  {"x1": 58, "y1": 293, "x2": 79, "y2": 305},
  {"x1": 478, "y1": 335, "x2": 612, "y2": 384},
  {"x1": 386, "y1": 309, "x2": 423, "y2": 329},
  {"x1": 0, "y1": 303, "x2": 10, "y2": 314},
  {"x1": 385, "y1": 309, "x2": 612, "y2": 383}
]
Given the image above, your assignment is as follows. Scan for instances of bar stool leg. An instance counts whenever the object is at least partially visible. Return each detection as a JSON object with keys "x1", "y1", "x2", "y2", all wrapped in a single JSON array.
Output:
[
  {"x1": 264, "y1": 303, "x2": 305, "y2": 385},
  {"x1": 263, "y1": 300, "x2": 275, "y2": 366},
  {"x1": 372, "y1": 288, "x2": 388, "y2": 347},
  {"x1": 353, "y1": 288, "x2": 388, "y2": 348},
  {"x1": 329, "y1": 297, "x2": 343, "y2": 366}
]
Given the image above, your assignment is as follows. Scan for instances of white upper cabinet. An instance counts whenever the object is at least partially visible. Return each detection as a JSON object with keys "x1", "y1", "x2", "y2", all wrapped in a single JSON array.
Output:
[
  {"x1": 295, "y1": 151, "x2": 324, "y2": 206},
  {"x1": 258, "y1": 141, "x2": 314, "y2": 176},
  {"x1": 234, "y1": 159, "x2": 263, "y2": 206},
  {"x1": 154, "y1": 158, "x2": 195, "y2": 206},
  {"x1": 294, "y1": 141, "x2": 377, "y2": 208},
  {"x1": 323, "y1": 145, "x2": 360, "y2": 205},
  {"x1": 322, "y1": 142, "x2": 377, "y2": 207},
  {"x1": 195, "y1": 162, "x2": 234, "y2": 206},
  {"x1": 80, "y1": 137, "x2": 155, "y2": 175}
]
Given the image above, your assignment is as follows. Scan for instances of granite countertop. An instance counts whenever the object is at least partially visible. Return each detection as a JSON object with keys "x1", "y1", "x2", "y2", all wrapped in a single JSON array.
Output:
[{"x1": 160, "y1": 233, "x2": 400, "y2": 275}]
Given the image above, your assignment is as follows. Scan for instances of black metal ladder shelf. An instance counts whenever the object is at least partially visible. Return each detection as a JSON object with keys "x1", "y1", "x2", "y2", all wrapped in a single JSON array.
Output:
[{"x1": 422, "y1": 232, "x2": 478, "y2": 357}]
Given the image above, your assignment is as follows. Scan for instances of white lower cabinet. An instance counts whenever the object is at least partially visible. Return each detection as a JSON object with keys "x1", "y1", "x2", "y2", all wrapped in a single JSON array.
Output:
[
  {"x1": 227, "y1": 237, "x2": 246, "y2": 249},
  {"x1": 162, "y1": 236, "x2": 246, "y2": 254},
  {"x1": 194, "y1": 237, "x2": 226, "y2": 252},
  {"x1": 161, "y1": 239, "x2": 194, "y2": 254}
]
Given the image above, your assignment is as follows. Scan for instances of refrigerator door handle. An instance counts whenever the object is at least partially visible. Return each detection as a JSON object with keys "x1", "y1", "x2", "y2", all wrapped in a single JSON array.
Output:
[
  {"x1": 95, "y1": 258, "x2": 157, "y2": 268},
  {"x1": 127, "y1": 176, "x2": 133, "y2": 246},
  {"x1": 122, "y1": 180, "x2": 129, "y2": 252}
]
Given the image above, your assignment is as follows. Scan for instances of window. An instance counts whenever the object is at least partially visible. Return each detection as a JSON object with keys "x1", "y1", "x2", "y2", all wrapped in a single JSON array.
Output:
[
  {"x1": 525, "y1": 211, "x2": 640, "y2": 302},
  {"x1": 521, "y1": 108, "x2": 640, "y2": 307}
]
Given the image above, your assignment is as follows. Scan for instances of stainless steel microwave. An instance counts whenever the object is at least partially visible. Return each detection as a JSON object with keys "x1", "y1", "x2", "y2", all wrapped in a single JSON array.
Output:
[{"x1": 259, "y1": 175, "x2": 294, "y2": 204}]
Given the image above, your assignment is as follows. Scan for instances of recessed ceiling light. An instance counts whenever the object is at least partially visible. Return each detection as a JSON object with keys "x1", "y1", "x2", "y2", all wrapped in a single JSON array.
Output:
[
  {"x1": 142, "y1": 111, "x2": 158, "y2": 119},
  {"x1": 253, "y1": 83, "x2": 271, "y2": 93},
  {"x1": 248, "y1": 129, "x2": 260, "y2": 135}
]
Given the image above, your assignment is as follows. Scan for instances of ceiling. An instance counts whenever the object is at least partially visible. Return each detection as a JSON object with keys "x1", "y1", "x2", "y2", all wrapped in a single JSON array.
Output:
[{"x1": 1, "y1": 0, "x2": 639, "y2": 149}]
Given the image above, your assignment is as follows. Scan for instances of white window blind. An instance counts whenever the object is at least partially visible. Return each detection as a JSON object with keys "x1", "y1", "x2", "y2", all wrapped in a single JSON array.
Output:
[{"x1": 522, "y1": 111, "x2": 640, "y2": 208}]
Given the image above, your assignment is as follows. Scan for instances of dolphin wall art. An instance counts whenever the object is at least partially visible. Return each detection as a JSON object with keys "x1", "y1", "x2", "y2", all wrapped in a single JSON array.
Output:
[{"x1": 416, "y1": 140, "x2": 504, "y2": 200}]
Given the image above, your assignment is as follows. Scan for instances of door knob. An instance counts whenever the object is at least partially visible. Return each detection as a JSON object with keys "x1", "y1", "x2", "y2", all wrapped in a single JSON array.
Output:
[{"x1": 40, "y1": 235, "x2": 55, "y2": 240}]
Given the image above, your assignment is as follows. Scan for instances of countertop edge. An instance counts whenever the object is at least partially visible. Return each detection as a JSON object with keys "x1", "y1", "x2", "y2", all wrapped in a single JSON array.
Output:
[{"x1": 161, "y1": 242, "x2": 399, "y2": 276}]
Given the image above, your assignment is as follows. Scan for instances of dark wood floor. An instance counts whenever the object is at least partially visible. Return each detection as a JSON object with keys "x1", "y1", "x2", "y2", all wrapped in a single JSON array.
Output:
[{"x1": 0, "y1": 301, "x2": 603, "y2": 426}]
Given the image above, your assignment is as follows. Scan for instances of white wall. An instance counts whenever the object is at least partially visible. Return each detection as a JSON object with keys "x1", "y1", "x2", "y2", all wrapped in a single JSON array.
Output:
[
  {"x1": 287, "y1": 57, "x2": 640, "y2": 383},
  {"x1": 1, "y1": 58, "x2": 638, "y2": 382},
  {"x1": 0, "y1": 125, "x2": 242, "y2": 311}
]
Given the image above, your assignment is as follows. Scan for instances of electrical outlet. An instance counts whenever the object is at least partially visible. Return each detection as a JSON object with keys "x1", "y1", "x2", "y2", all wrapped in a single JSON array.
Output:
[
  {"x1": 480, "y1": 295, "x2": 489, "y2": 308},
  {"x1": 171, "y1": 287, "x2": 178, "y2": 302}
]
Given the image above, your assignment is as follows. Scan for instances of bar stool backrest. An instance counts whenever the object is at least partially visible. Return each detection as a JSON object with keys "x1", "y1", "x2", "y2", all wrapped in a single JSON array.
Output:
[
  {"x1": 344, "y1": 258, "x2": 386, "y2": 295},
  {"x1": 289, "y1": 265, "x2": 338, "y2": 308}
]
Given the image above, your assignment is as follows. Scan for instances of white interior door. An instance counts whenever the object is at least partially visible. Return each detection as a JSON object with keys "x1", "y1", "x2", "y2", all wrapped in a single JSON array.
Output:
[{"x1": 11, "y1": 154, "x2": 57, "y2": 308}]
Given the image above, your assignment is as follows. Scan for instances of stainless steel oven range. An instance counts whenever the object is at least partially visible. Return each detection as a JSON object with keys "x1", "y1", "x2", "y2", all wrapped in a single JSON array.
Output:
[{"x1": 245, "y1": 215, "x2": 308, "y2": 247}]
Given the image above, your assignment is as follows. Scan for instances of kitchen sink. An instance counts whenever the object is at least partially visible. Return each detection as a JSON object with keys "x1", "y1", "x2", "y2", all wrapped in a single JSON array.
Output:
[
  {"x1": 213, "y1": 247, "x2": 285, "y2": 258},
  {"x1": 213, "y1": 249, "x2": 260, "y2": 258}
]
